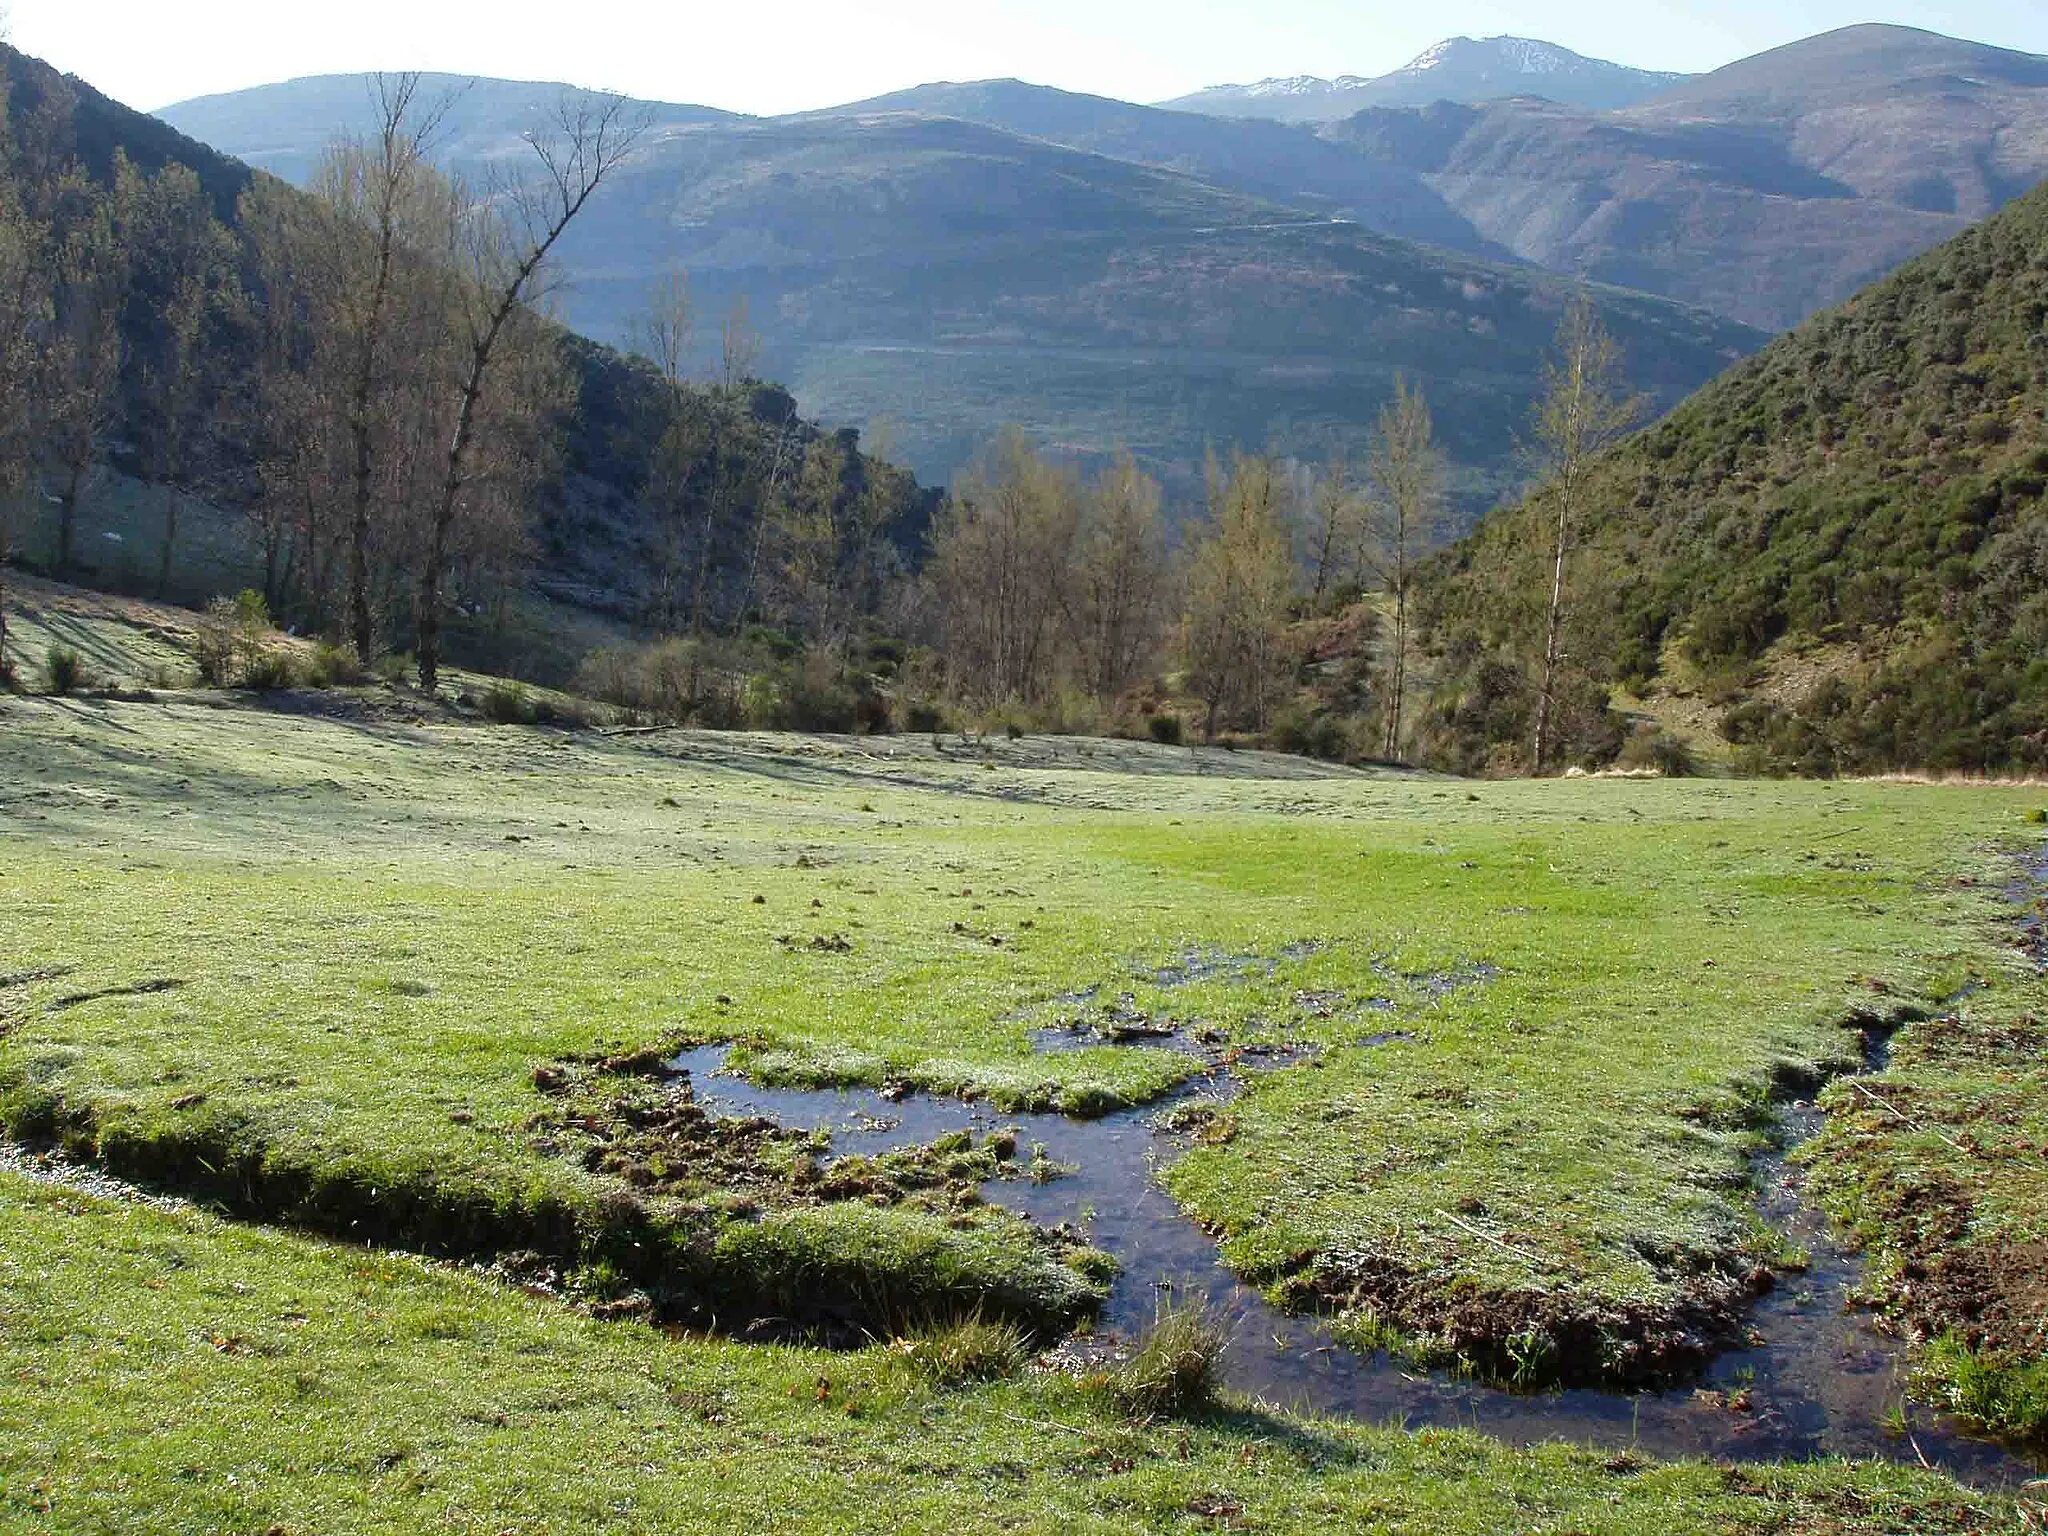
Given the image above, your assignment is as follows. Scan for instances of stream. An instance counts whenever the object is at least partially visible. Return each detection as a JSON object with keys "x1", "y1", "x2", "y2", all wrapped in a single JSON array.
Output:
[{"x1": 673, "y1": 1020, "x2": 2038, "y2": 1488}]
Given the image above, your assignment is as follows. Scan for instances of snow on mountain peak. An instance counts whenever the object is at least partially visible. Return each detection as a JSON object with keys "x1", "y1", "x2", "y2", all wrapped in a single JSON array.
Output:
[{"x1": 1401, "y1": 36, "x2": 1584, "y2": 77}]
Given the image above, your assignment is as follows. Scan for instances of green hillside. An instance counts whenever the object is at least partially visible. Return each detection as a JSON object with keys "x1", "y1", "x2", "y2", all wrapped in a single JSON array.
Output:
[{"x1": 1416, "y1": 176, "x2": 2048, "y2": 775}]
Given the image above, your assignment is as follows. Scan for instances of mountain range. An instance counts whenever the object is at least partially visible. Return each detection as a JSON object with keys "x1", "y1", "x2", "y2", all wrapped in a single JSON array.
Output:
[
  {"x1": 1161, "y1": 36, "x2": 1692, "y2": 122},
  {"x1": 161, "y1": 71, "x2": 1757, "y2": 502},
  {"x1": 1323, "y1": 25, "x2": 2048, "y2": 331},
  {"x1": 155, "y1": 24, "x2": 2048, "y2": 491}
]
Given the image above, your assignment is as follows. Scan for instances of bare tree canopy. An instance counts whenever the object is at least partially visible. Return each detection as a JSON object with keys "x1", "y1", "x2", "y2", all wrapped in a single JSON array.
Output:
[
  {"x1": 1365, "y1": 376, "x2": 1444, "y2": 760},
  {"x1": 415, "y1": 88, "x2": 648, "y2": 692},
  {"x1": 1183, "y1": 452, "x2": 1296, "y2": 740},
  {"x1": 1529, "y1": 297, "x2": 1643, "y2": 773}
]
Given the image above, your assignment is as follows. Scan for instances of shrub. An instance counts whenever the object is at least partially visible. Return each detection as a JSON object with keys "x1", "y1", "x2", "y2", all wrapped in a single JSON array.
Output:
[
  {"x1": 743, "y1": 654, "x2": 865, "y2": 733},
  {"x1": 1146, "y1": 713, "x2": 1184, "y2": 746},
  {"x1": 239, "y1": 649, "x2": 299, "y2": 692},
  {"x1": 231, "y1": 589, "x2": 272, "y2": 632},
  {"x1": 1100, "y1": 1299, "x2": 1227, "y2": 1417},
  {"x1": 191, "y1": 599, "x2": 239, "y2": 685},
  {"x1": 482, "y1": 680, "x2": 536, "y2": 725},
  {"x1": 194, "y1": 591, "x2": 296, "y2": 689},
  {"x1": 904, "y1": 700, "x2": 947, "y2": 734},
  {"x1": 1617, "y1": 724, "x2": 1698, "y2": 777},
  {"x1": 302, "y1": 643, "x2": 365, "y2": 689},
  {"x1": 573, "y1": 638, "x2": 747, "y2": 726},
  {"x1": 1270, "y1": 707, "x2": 1353, "y2": 762},
  {"x1": 42, "y1": 645, "x2": 87, "y2": 695},
  {"x1": 890, "y1": 1310, "x2": 1029, "y2": 1385}
]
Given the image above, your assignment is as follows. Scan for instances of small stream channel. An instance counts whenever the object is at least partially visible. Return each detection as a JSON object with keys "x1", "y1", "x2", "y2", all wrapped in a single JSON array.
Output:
[{"x1": 672, "y1": 871, "x2": 2048, "y2": 1491}]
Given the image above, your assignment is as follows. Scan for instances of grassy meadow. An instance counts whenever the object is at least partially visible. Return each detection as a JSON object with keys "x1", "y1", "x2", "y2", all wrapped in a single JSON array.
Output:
[{"x1": 3, "y1": 590, "x2": 2047, "y2": 1528}]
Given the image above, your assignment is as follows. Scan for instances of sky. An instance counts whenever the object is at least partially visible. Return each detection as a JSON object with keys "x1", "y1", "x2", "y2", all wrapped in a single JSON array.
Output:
[{"x1": 10, "y1": 0, "x2": 2048, "y2": 116}]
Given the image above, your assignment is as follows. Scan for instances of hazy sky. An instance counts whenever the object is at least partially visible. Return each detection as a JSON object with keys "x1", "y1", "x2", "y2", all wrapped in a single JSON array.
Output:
[{"x1": 12, "y1": 0, "x2": 2048, "y2": 115}]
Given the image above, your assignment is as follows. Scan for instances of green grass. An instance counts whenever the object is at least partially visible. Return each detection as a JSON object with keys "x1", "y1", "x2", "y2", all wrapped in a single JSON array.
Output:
[
  {"x1": 0, "y1": 1169, "x2": 2015, "y2": 1535},
  {"x1": 3, "y1": 685, "x2": 2046, "y2": 1369},
  {"x1": 5, "y1": 606, "x2": 2048, "y2": 1519}
]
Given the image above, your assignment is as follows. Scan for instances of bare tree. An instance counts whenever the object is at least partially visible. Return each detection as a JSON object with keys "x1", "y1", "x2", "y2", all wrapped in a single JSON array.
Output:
[
  {"x1": 1182, "y1": 453, "x2": 1296, "y2": 739},
  {"x1": 735, "y1": 410, "x2": 802, "y2": 634},
  {"x1": 1075, "y1": 451, "x2": 1171, "y2": 705},
  {"x1": 322, "y1": 73, "x2": 454, "y2": 663},
  {"x1": 1305, "y1": 454, "x2": 1359, "y2": 609},
  {"x1": 1364, "y1": 376, "x2": 1445, "y2": 760},
  {"x1": 1528, "y1": 297, "x2": 1642, "y2": 773},
  {"x1": 635, "y1": 267, "x2": 703, "y2": 629},
  {"x1": 43, "y1": 165, "x2": 129, "y2": 571},
  {"x1": 414, "y1": 91, "x2": 645, "y2": 693},
  {"x1": 719, "y1": 294, "x2": 759, "y2": 389},
  {"x1": 768, "y1": 430, "x2": 849, "y2": 641},
  {"x1": 0, "y1": 116, "x2": 52, "y2": 681},
  {"x1": 930, "y1": 428, "x2": 1080, "y2": 707}
]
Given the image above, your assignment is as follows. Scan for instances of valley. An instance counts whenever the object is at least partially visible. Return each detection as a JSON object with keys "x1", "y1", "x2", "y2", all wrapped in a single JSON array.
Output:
[
  {"x1": 158, "y1": 25, "x2": 2048, "y2": 485},
  {"x1": 3, "y1": 10, "x2": 2048, "y2": 1530},
  {"x1": 2, "y1": 601, "x2": 2046, "y2": 1526}
]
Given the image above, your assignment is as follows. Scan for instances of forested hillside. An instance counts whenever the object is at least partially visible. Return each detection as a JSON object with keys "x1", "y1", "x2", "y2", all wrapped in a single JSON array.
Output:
[
  {"x1": 0, "y1": 46, "x2": 932, "y2": 688},
  {"x1": 1416, "y1": 177, "x2": 2048, "y2": 775}
]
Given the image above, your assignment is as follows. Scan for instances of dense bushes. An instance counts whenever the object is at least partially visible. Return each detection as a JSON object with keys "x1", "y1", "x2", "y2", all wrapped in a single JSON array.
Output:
[{"x1": 1417, "y1": 179, "x2": 2048, "y2": 775}]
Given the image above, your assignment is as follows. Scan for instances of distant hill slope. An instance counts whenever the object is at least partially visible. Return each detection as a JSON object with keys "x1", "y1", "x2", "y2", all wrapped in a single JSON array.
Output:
[
  {"x1": 1163, "y1": 37, "x2": 1689, "y2": 123},
  {"x1": 1416, "y1": 177, "x2": 2048, "y2": 775},
  {"x1": 4, "y1": 47, "x2": 251, "y2": 218},
  {"x1": 814, "y1": 80, "x2": 1493, "y2": 255},
  {"x1": 1322, "y1": 25, "x2": 2048, "y2": 332},
  {"x1": 159, "y1": 76, "x2": 1761, "y2": 499},
  {"x1": 157, "y1": 72, "x2": 737, "y2": 188}
]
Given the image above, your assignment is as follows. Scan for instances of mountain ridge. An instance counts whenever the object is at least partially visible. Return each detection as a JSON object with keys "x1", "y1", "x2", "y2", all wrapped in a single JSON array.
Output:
[
  {"x1": 158, "y1": 72, "x2": 1762, "y2": 496},
  {"x1": 1320, "y1": 25, "x2": 2048, "y2": 331},
  {"x1": 1163, "y1": 36, "x2": 1691, "y2": 123}
]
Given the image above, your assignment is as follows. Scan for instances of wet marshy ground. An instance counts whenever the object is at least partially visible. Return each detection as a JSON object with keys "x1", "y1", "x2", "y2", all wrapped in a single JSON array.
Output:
[{"x1": 669, "y1": 1025, "x2": 2040, "y2": 1489}]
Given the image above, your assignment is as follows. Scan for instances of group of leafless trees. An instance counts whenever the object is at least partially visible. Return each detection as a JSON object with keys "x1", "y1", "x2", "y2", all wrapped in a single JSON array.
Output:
[
  {"x1": 0, "y1": 50, "x2": 1640, "y2": 771},
  {"x1": 924, "y1": 376, "x2": 1448, "y2": 751},
  {"x1": 0, "y1": 68, "x2": 641, "y2": 690},
  {"x1": 0, "y1": 75, "x2": 240, "y2": 679},
  {"x1": 922, "y1": 298, "x2": 1639, "y2": 768},
  {"x1": 239, "y1": 74, "x2": 642, "y2": 688}
]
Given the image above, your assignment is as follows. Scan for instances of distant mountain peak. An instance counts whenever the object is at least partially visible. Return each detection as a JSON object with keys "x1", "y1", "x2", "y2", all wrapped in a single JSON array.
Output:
[
  {"x1": 1400, "y1": 36, "x2": 1587, "y2": 76},
  {"x1": 1163, "y1": 35, "x2": 1689, "y2": 121}
]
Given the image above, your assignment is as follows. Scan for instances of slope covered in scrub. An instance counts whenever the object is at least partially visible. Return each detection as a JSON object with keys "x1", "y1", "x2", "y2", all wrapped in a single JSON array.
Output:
[{"x1": 1417, "y1": 177, "x2": 2048, "y2": 775}]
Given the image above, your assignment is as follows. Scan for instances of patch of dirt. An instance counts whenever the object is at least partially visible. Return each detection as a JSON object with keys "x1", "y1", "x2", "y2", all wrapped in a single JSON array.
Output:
[{"x1": 1287, "y1": 1243, "x2": 1769, "y2": 1388}]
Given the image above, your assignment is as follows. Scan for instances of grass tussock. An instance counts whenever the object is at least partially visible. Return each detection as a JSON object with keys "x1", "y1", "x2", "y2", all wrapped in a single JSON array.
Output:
[
  {"x1": 1921, "y1": 1334, "x2": 2048, "y2": 1445},
  {"x1": 1098, "y1": 1298, "x2": 1228, "y2": 1418},
  {"x1": 889, "y1": 1310, "x2": 1030, "y2": 1385}
]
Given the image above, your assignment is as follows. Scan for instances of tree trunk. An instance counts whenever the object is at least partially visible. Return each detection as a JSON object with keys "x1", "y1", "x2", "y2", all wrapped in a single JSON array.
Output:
[
  {"x1": 1384, "y1": 588, "x2": 1407, "y2": 761},
  {"x1": 1534, "y1": 495, "x2": 1570, "y2": 775},
  {"x1": 347, "y1": 261, "x2": 391, "y2": 664},
  {"x1": 417, "y1": 355, "x2": 489, "y2": 695},
  {"x1": 57, "y1": 461, "x2": 84, "y2": 570},
  {"x1": 156, "y1": 483, "x2": 178, "y2": 599}
]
